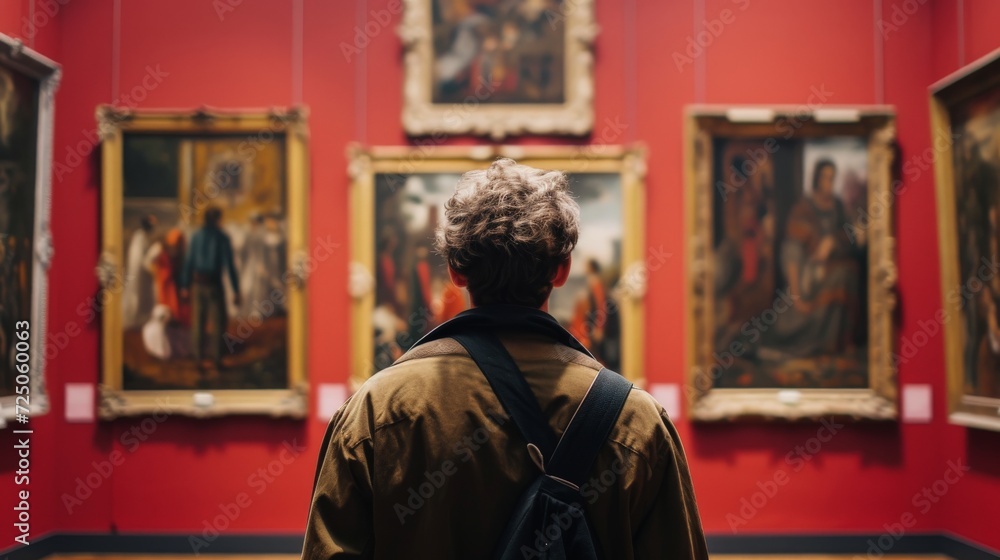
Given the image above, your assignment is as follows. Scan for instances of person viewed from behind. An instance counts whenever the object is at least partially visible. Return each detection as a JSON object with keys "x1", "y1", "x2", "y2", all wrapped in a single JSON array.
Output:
[{"x1": 302, "y1": 158, "x2": 707, "y2": 559}]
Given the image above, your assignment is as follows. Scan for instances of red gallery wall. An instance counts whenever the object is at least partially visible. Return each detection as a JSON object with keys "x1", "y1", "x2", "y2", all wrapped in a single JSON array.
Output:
[{"x1": 1, "y1": 0, "x2": 999, "y2": 553}]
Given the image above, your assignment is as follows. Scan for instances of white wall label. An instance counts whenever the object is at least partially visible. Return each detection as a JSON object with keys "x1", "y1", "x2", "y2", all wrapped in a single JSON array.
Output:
[
  {"x1": 902, "y1": 384, "x2": 932, "y2": 423},
  {"x1": 65, "y1": 383, "x2": 94, "y2": 423}
]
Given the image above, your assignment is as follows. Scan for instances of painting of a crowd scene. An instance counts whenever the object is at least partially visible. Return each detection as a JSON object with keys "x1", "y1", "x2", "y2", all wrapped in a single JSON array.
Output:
[
  {"x1": 431, "y1": 0, "x2": 565, "y2": 105},
  {"x1": 120, "y1": 133, "x2": 288, "y2": 391},
  {"x1": 948, "y1": 86, "x2": 1000, "y2": 402},
  {"x1": 372, "y1": 171, "x2": 623, "y2": 373},
  {"x1": 711, "y1": 136, "x2": 870, "y2": 389}
]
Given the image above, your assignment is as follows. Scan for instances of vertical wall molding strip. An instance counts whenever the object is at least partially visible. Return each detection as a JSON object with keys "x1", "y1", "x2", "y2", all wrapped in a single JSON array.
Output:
[
  {"x1": 355, "y1": 0, "x2": 367, "y2": 145},
  {"x1": 957, "y1": 0, "x2": 965, "y2": 67},
  {"x1": 625, "y1": 0, "x2": 637, "y2": 142},
  {"x1": 28, "y1": 0, "x2": 35, "y2": 49},
  {"x1": 874, "y1": 0, "x2": 884, "y2": 104},
  {"x1": 111, "y1": 0, "x2": 121, "y2": 104},
  {"x1": 292, "y1": 0, "x2": 304, "y2": 106},
  {"x1": 693, "y1": 0, "x2": 706, "y2": 103}
]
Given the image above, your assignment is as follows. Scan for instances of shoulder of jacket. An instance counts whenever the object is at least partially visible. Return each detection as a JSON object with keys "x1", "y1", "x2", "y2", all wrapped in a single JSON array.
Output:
[
  {"x1": 394, "y1": 337, "x2": 469, "y2": 365},
  {"x1": 608, "y1": 388, "x2": 678, "y2": 465},
  {"x1": 335, "y1": 352, "x2": 472, "y2": 443}
]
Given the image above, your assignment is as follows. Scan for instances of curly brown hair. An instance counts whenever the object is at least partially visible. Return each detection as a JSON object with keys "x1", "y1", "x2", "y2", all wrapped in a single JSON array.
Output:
[{"x1": 436, "y1": 158, "x2": 580, "y2": 307}]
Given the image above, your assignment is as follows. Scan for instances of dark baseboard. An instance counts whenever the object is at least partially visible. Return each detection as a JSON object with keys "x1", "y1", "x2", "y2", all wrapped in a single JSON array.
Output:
[
  {"x1": 707, "y1": 533, "x2": 943, "y2": 554},
  {"x1": 2, "y1": 532, "x2": 998, "y2": 559},
  {"x1": 707, "y1": 533, "x2": 999, "y2": 559},
  {"x1": 1, "y1": 533, "x2": 303, "y2": 559}
]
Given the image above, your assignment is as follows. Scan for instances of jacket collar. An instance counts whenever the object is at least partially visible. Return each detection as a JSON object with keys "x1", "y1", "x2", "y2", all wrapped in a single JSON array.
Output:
[{"x1": 409, "y1": 304, "x2": 594, "y2": 358}]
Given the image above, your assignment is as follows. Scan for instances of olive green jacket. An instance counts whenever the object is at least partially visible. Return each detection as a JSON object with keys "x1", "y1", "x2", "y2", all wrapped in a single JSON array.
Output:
[{"x1": 302, "y1": 332, "x2": 707, "y2": 559}]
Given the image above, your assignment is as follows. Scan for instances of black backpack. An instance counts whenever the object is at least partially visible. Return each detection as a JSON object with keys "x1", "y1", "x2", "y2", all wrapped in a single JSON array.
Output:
[{"x1": 412, "y1": 305, "x2": 632, "y2": 560}]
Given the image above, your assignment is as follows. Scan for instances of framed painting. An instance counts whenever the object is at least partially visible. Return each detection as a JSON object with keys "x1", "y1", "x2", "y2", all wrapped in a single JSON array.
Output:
[
  {"x1": 97, "y1": 107, "x2": 309, "y2": 418},
  {"x1": 685, "y1": 107, "x2": 897, "y2": 421},
  {"x1": 0, "y1": 35, "x2": 59, "y2": 428},
  {"x1": 398, "y1": 0, "x2": 597, "y2": 139},
  {"x1": 348, "y1": 144, "x2": 646, "y2": 388},
  {"x1": 932, "y1": 47, "x2": 1000, "y2": 432}
]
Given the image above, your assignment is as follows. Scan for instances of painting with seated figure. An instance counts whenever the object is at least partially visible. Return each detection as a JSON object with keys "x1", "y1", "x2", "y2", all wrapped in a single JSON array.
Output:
[
  {"x1": 687, "y1": 109, "x2": 897, "y2": 420},
  {"x1": 711, "y1": 137, "x2": 869, "y2": 390}
]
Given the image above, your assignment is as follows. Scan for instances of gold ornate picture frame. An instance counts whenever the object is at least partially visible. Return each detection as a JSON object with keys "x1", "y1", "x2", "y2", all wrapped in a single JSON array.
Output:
[
  {"x1": 931, "y1": 47, "x2": 1000, "y2": 432},
  {"x1": 97, "y1": 107, "x2": 309, "y2": 419},
  {"x1": 348, "y1": 145, "x2": 646, "y2": 388},
  {"x1": 685, "y1": 107, "x2": 897, "y2": 421},
  {"x1": 398, "y1": 0, "x2": 597, "y2": 140}
]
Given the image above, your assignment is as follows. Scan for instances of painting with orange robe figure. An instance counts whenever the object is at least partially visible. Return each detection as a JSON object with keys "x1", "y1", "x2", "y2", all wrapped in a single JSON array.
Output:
[
  {"x1": 372, "y1": 172, "x2": 622, "y2": 373},
  {"x1": 431, "y1": 0, "x2": 566, "y2": 104},
  {"x1": 120, "y1": 134, "x2": 288, "y2": 391},
  {"x1": 711, "y1": 136, "x2": 870, "y2": 389}
]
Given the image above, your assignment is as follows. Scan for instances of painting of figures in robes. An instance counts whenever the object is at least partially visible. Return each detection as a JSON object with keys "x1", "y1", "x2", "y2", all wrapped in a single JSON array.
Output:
[
  {"x1": 711, "y1": 137, "x2": 869, "y2": 390},
  {"x1": 687, "y1": 110, "x2": 897, "y2": 420},
  {"x1": 431, "y1": 0, "x2": 566, "y2": 105},
  {"x1": 370, "y1": 172, "x2": 623, "y2": 373},
  {"x1": 0, "y1": 36, "x2": 58, "y2": 424},
  {"x1": 350, "y1": 146, "x2": 647, "y2": 388},
  {"x1": 99, "y1": 108, "x2": 309, "y2": 418},
  {"x1": 932, "y1": 49, "x2": 1000, "y2": 431},
  {"x1": 399, "y1": 0, "x2": 596, "y2": 138},
  {"x1": 120, "y1": 134, "x2": 289, "y2": 391}
]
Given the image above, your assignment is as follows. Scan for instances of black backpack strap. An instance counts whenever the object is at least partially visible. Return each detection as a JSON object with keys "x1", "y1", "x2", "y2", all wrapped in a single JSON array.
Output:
[
  {"x1": 451, "y1": 332, "x2": 559, "y2": 460},
  {"x1": 545, "y1": 368, "x2": 633, "y2": 488}
]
